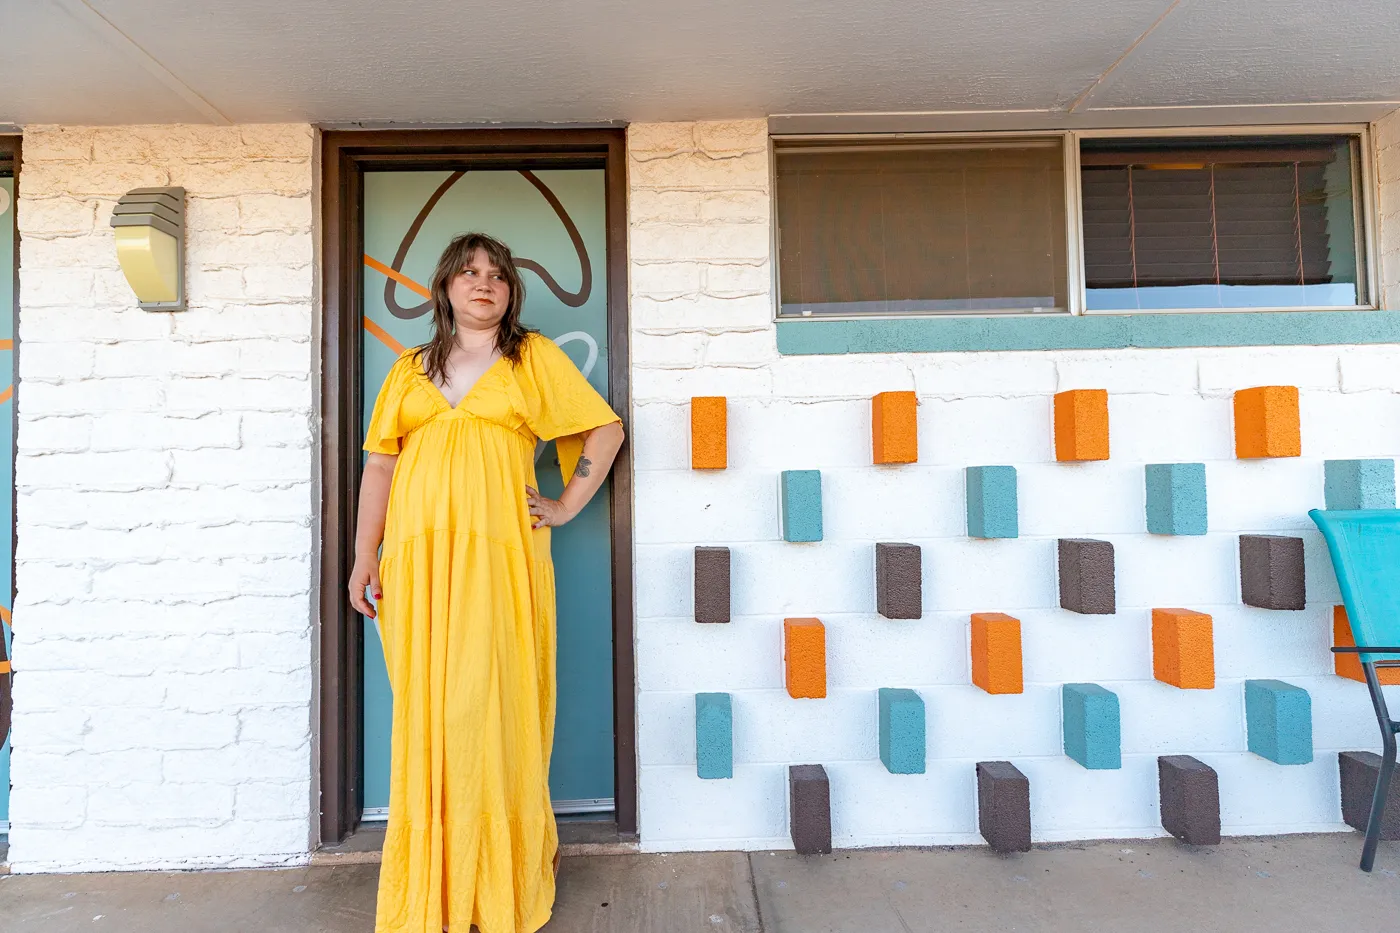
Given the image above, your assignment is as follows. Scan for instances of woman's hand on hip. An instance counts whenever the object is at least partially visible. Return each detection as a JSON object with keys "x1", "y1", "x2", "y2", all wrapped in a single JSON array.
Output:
[
  {"x1": 526, "y1": 485, "x2": 574, "y2": 529},
  {"x1": 348, "y1": 555, "x2": 382, "y2": 619}
]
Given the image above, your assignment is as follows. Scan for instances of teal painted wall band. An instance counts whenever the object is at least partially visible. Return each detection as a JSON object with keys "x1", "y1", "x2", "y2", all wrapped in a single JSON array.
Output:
[{"x1": 776, "y1": 310, "x2": 1400, "y2": 356}]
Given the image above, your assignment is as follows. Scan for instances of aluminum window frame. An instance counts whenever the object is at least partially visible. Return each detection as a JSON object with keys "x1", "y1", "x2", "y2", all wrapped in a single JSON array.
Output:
[{"x1": 768, "y1": 123, "x2": 1379, "y2": 322}]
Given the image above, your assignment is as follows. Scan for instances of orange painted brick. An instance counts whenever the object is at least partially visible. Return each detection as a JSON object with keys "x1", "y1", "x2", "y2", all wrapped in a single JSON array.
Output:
[
  {"x1": 1333, "y1": 605, "x2": 1400, "y2": 686},
  {"x1": 1152, "y1": 608, "x2": 1216, "y2": 690},
  {"x1": 1054, "y1": 389, "x2": 1110, "y2": 461},
  {"x1": 1234, "y1": 385, "x2": 1300, "y2": 459},
  {"x1": 691, "y1": 396, "x2": 728, "y2": 469},
  {"x1": 970, "y1": 612, "x2": 1023, "y2": 695},
  {"x1": 872, "y1": 391, "x2": 918, "y2": 464},
  {"x1": 784, "y1": 618, "x2": 827, "y2": 699}
]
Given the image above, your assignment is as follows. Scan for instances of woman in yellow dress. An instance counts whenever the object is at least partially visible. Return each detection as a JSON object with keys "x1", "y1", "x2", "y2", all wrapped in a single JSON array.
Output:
[{"x1": 348, "y1": 232, "x2": 624, "y2": 933}]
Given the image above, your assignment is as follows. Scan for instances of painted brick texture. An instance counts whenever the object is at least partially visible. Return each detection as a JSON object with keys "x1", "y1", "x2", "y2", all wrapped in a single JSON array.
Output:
[
  {"x1": 875, "y1": 542, "x2": 921, "y2": 619},
  {"x1": 629, "y1": 119, "x2": 1400, "y2": 853},
  {"x1": 11, "y1": 125, "x2": 315, "y2": 872},
  {"x1": 1158, "y1": 755, "x2": 1221, "y2": 845},
  {"x1": 1338, "y1": 751, "x2": 1400, "y2": 840}
]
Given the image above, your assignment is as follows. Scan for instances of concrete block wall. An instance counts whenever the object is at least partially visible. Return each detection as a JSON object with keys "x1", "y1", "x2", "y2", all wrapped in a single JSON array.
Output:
[
  {"x1": 9, "y1": 125, "x2": 316, "y2": 872},
  {"x1": 630, "y1": 118, "x2": 1400, "y2": 851}
]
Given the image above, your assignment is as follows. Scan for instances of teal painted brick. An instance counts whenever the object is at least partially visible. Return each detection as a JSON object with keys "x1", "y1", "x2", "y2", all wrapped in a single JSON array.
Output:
[
  {"x1": 695, "y1": 693, "x2": 733, "y2": 779},
  {"x1": 878, "y1": 688, "x2": 926, "y2": 774},
  {"x1": 781, "y1": 470, "x2": 823, "y2": 542},
  {"x1": 1062, "y1": 683, "x2": 1121, "y2": 770},
  {"x1": 1245, "y1": 680, "x2": 1313, "y2": 765},
  {"x1": 1324, "y1": 459, "x2": 1396, "y2": 510},
  {"x1": 966, "y1": 466, "x2": 1019, "y2": 539},
  {"x1": 1145, "y1": 463, "x2": 1208, "y2": 535}
]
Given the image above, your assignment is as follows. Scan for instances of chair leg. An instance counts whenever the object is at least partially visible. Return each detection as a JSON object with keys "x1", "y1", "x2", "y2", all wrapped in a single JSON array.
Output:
[{"x1": 1359, "y1": 661, "x2": 1397, "y2": 873}]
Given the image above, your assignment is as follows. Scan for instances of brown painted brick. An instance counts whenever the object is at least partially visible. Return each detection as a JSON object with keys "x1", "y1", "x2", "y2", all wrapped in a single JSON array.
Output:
[
  {"x1": 1339, "y1": 751, "x2": 1400, "y2": 840},
  {"x1": 694, "y1": 547, "x2": 731, "y2": 624},
  {"x1": 876, "y1": 542, "x2": 922, "y2": 619},
  {"x1": 1239, "y1": 535, "x2": 1306, "y2": 610},
  {"x1": 977, "y1": 760, "x2": 1032, "y2": 853},
  {"x1": 1058, "y1": 538, "x2": 1115, "y2": 614},
  {"x1": 789, "y1": 764, "x2": 832, "y2": 854},
  {"x1": 1158, "y1": 755, "x2": 1221, "y2": 846}
]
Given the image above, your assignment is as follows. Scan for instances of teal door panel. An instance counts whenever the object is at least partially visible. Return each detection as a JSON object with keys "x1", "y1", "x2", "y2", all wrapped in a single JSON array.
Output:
[
  {"x1": 1, "y1": 175, "x2": 14, "y2": 826},
  {"x1": 360, "y1": 169, "x2": 614, "y2": 816}
]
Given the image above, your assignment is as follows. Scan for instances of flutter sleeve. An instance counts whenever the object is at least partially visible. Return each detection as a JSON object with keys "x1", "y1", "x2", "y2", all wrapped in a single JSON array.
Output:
[
  {"x1": 362, "y1": 351, "x2": 417, "y2": 456},
  {"x1": 519, "y1": 334, "x2": 621, "y2": 485}
]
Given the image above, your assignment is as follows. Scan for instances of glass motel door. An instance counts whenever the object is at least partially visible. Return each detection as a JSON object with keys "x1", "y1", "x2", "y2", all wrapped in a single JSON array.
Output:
[{"x1": 359, "y1": 168, "x2": 615, "y2": 821}]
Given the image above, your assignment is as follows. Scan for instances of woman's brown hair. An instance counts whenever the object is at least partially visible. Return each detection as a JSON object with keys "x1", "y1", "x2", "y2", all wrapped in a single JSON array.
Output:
[{"x1": 415, "y1": 232, "x2": 533, "y2": 383}]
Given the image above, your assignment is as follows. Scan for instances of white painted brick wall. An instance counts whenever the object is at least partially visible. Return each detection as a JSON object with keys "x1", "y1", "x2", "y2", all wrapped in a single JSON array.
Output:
[
  {"x1": 629, "y1": 120, "x2": 1400, "y2": 852},
  {"x1": 9, "y1": 124, "x2": 316, "y2": 872}
]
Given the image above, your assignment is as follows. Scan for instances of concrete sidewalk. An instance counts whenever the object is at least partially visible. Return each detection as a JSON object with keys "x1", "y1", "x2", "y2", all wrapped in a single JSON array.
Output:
[{"x1": 2, "y1": 834, "x2": 1397, "y2": 933}]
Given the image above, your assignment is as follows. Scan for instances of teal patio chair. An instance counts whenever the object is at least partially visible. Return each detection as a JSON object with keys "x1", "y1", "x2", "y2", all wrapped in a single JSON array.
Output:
[{"x1": 1310, "y1": 509, "x2": 1400, "y2": 872}]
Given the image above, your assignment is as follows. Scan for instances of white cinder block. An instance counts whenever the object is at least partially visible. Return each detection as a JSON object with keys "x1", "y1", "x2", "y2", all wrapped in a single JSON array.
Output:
[
  {"x1": 1112, "y1": 534, "x2": 1239, "y2": 609},
  {"x1": 1116, "y1": 680, "x2": 1243, "y2": 754},
  {"x1": 821, "y1": 467, "x2": 964, "y2": 541},
  {"x1": 920, "y1": 538, "x2": 1059, "y2": 614},
  {"x1": 1023, "y1": 755, "x2": 1163, "y2": 840},
  {"x1": 1055, "y1": 351, "x2": 1199, "y2": 394},
  {"x1": 630, "y1": 402, "x2": 690, "y2": 473},
  {"x1": 88, "y1": 783, "x2": 235, "y2": 826},
  {"x1": 923, "y1": 684, "x2": 1064, "y2": 760},
  {"x1": 1018, "y1": 463, "x2": 1144, "y2": 537},
  {"x1": 732, "y1": 542, "x2": 873, "y2": 617},
  {"x1": 826, "y1": 760, "x2": 977, "y2": 844},
  {"x1": 1197, "y1": 349, "x2": 1340, "y2": 395},
  {"x1": 739, "y1": 400, "x2": 870, "y2": 470},
  {"x1": 636, "y1": 692, "x2": 697, "y2": 766},
  {"x1": 638, "y1": 764, "x2": 786, "y2": 846},
  {"x1": 1205, "y1": 459, "x2": 1321, "y2": 532},
  {"x1": 1022, "y1": 609, "x2": 1153, "y2": 684},
  {"x1": 1301, "y1": 390, "x2": 1400, "y2": 458},
  {"x1": 634, "y1": 545, "x2": 694, "y2": 621},
  {"x1": 829, "y1": 612, "x2": 967, "y2": 689},
  {"x1": 1339, "y1": 347, "x2": 1400, "y2": 392},
  {"x1": 1213, "y1": 605, "x2": 1332, "y2": 680},
  {"x1": 635, "y1": 617, "x2": 782, "y2": 692},
  {"x1": 911, "y1": 353, "x2": 1058, "y2": 398},
  {"x1": 771, "y1": 356, "x2": 915, "y2": 401},
  {"x1": 922, "y1": 396, "x2": 1051, "y2": 465},
  {"x1": 1217, "y1": 754, "x2": 1346, "y2": 833},
  {"x1": 631, "y1": 365, "x2": 772, "y2": 402},
  {"x1": 735, "y1": 689, "x2": 874, "y2": 763},
  {"x1": 1109, "y1": 393, "x2": 1233, "y2": 463}
]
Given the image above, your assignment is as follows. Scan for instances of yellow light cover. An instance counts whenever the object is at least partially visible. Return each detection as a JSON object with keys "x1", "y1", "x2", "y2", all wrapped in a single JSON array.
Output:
[{"x1": 114, "y1": 224, "x2": 179, "y2": 303}]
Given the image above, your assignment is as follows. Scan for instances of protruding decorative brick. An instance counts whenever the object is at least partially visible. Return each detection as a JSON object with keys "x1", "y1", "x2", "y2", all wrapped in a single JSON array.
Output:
[
  {"x1": 1333, "y1": 605, "x2": 1400, "y2": 685},
  {"x1": 1058, "y1": 539, "x2": 1115, "y2": 614},
  {"x1": 966, "y1": 465, "x2": 1018, "y2": 539},
  {"x1": 1151, "y1": 608, "x2": 1215, "y2": 689},
  {"x1": 784, "y1": 618, "x2": 826, "y2": 699},
  {"x1": 1245, "y1": 679, "x2": 1313, "y2": 765},
  {"x1": 971, "y1": 612, "x2": 1023, "y2": 695},
  {"x1": 976, "y1": 761, "x2": 1032, "y2": 853},
  {"x1": 1145, "y1": 463, "x2": 1207, "y2": 536},
  {"x1": 1062, "y1": 683, "x2": 1121, "y2": 770},
  {"x1": 1324, "y1": 459, "x2": 1397, "y2": 510},
  {"x1": 695, "y1": 693, "x2": 733, "y2": 780},
  {"x1": 872, "y1": 391, "x2": 918, "y2": 464},
  {"x1": 780, "y1": 470, "x2": 823, "y2": 543},
  {"x1": 878, "y1": 688, "x2": 926, "y2": 774},
  {"x1": 1239, "y1": 535, "x2": 1306, "y2": 610},
  {"x1": 1234, "y1": 385, "x2": 1301, "y2": 458},
  {"x1": 694, "y1": 546, "x2": 731, "y2": 624},
  {"x1": 876, "y1": 543, "x2": 922, "y2": 620},
  {"x1": 1158, "y1": 755, "x2": 1221, "y2": 845},
  {"x1": 1054, "y1": 389, "x2": 1110, "y2": 461},
  {"x1": 789, "y1": 764, "x2": 832, "y2": 854},
  {"x1": 691, "y1": 396, "x2": 727, "y2": 469},
  {"x1": 1339, "y1": 751, "x2": 1400, "y2": 840}
]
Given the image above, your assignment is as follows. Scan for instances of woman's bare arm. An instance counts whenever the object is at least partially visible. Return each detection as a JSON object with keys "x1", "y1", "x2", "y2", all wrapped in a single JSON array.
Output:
[
  {"x1": 348, "y1": 452, "x2": 397, "y2": 618},
  {"x1": 526, "y1": 420, "x2": 624, "y2": 529}
]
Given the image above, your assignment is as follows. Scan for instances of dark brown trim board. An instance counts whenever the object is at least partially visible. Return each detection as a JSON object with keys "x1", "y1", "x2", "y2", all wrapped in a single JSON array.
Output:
[
  {"x1": 318, "y1": 129, "x2": 636, "y2": 845},
  {"x1": 1, "y1": 135, "x2": 18, "y2": 751}
]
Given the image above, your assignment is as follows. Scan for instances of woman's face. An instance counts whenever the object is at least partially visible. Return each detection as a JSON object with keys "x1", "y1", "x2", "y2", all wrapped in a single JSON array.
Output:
[{"x1": 446, "y1": 248, "x2": 511, "y2": 331}]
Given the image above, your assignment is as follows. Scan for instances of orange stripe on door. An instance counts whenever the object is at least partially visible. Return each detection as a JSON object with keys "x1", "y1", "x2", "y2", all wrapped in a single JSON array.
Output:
[
  {"x1": 0, "y1": 385, "x2": 13, "y2": 405},
  {"x1": 364, "y1": 316, "x2": 406, "y2": 355},
  {"x1": 364, "y1": 254, "x2": 431, "y2": 299}
]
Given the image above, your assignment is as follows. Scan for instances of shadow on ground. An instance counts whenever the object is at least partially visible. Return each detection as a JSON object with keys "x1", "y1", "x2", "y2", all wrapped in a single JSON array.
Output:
[{"x1": 1, "y1": 834, "x2": 1396, "y2": 932}]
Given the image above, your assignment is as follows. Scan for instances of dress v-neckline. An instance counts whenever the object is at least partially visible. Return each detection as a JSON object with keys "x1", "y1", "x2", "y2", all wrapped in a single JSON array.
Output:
[{"x1": 418, "y1": 353, "x2": 505, "y2": 411}]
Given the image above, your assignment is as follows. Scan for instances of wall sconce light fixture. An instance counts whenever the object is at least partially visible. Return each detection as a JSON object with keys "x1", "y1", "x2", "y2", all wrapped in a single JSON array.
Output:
[{"x1": 111, "y1": 186, "x2": 186, "y2": 311}]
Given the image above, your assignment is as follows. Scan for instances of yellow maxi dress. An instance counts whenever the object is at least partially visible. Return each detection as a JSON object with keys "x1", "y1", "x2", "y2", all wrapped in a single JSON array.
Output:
[{"x1": 364, "y1": 333, "x2": 620, "y2": 933}]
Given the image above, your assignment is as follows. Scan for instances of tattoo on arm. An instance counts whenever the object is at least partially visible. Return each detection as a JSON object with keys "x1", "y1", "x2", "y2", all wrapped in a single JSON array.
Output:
[{"x1": 573, "y1": 455, "x2": 593, "y2": 478}]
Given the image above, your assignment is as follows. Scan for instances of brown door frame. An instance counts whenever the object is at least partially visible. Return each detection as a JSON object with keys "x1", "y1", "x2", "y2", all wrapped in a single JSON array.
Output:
[
  {"x1": 318, "y1": 129, "x2": 635, "y2": 845},
  {"x1": 0, "y1": 136, "x2": 18, "y2": 752}
]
